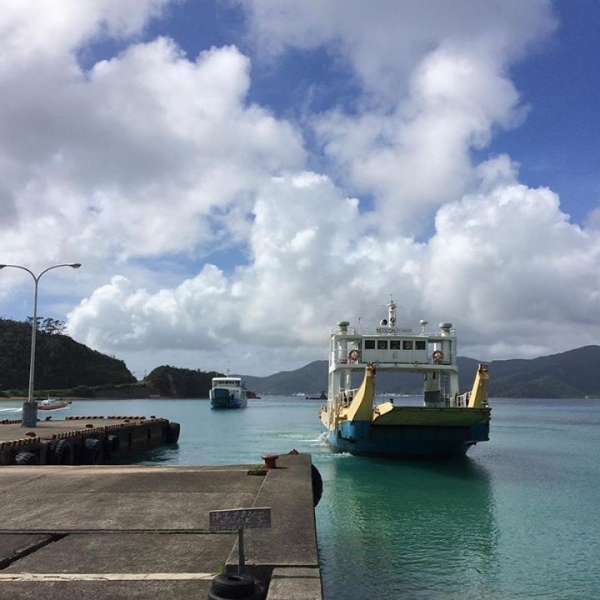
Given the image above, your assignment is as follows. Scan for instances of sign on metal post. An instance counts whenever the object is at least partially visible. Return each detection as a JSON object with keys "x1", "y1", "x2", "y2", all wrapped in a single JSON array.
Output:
[
  {"x1": 209, "y1": 507, "x2": 271, "y2": 531},
  {"x1": 209, "y1": 507, "x2": 272, "y2": 573}
]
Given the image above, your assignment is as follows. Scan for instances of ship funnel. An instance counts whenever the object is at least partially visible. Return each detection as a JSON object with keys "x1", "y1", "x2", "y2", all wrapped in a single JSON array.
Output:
[
  {"x1": 338, "y1": 321, "x2": 349, "y2": 333},
  {"x1": 439, "y1": 322, "x2": 453, "y2": 336}
]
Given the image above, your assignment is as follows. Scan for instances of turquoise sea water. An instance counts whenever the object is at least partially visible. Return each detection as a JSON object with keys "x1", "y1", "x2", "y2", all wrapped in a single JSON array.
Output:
[{"x1": 2, "y1": 396, "x2": 599, "y2": 599}]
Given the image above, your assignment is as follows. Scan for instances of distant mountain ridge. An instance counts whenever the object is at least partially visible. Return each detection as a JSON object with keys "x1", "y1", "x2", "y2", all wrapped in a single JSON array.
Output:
[{"x1": 242, "y1": 346, "x2": 600, "y2": 398}]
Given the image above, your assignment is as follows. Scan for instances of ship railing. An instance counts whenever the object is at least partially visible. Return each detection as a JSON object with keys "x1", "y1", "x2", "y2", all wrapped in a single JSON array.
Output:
[
  {"x1": 455, "y1": 392, "x2": 470, "y2": 407},
  {"x1": 332, "y1": 354, "x2": 458, "y2": 369},
  {"x1": 335, "y1": 389, "x2": 358, "y2": 407}
]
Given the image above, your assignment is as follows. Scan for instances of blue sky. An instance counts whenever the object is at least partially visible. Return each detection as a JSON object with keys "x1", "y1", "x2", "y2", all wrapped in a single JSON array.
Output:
[
  {"x1": 492, "y1": 1, "x2": 600, "y2": 224},
  {"x1": 0, "y1": 0, "x2": 599, "y2": 378}
]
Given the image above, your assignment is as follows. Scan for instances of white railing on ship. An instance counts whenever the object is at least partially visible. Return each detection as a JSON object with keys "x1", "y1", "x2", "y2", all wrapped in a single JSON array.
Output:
[
  {"x1": 335, "y1": 389, "x2": 358, "y2": 406},
  {"x1": 455, "y1": 393, "x2": 469, "y2": 407},
  {"x1": 334, "y1": 326, "x2": 455, "y2": 338},
  {"x1": 332, "y1": 353, "x2": 454, "y2": 366}
]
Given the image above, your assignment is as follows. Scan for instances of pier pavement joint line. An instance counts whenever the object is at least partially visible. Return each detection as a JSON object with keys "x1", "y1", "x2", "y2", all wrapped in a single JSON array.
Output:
[{"x1": 0, "y1": 573, "x2": 217, "y2": 582}]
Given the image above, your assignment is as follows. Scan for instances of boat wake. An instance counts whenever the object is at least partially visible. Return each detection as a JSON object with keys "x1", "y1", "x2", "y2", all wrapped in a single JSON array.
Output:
[
  {"x1": 313, "y1": 432, "x2": 329, "y2": 447},
  {"x1": 0, "y1": 405, "x2": 72, "y2": 414}
]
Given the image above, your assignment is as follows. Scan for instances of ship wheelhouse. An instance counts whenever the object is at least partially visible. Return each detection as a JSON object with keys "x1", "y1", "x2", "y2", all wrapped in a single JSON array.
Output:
[{"x1": 327, "y1": 302, "x2": 460, "y2": 407}]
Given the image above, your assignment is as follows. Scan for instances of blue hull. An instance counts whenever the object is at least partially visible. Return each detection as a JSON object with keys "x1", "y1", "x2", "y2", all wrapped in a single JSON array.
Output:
[
  {"x1": 210, "y1": 389, "x2": 247, "y2": 409},
  {"x1": 325, "y1": 420, "x2": 490, "y2": 458}
]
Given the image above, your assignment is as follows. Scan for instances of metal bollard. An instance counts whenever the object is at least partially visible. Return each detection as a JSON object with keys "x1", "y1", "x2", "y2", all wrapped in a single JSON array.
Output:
[{"x1": 261, "y1": 453, "x2": 279, "y2": 469}]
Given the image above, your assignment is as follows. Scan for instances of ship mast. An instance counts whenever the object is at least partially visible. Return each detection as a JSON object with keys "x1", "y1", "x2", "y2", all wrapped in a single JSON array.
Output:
[{"x1": 387, "y1": 299, "x2": 396, "y2": 326}]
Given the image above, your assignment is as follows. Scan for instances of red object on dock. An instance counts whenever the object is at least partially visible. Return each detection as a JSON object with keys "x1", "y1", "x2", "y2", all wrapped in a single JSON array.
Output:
[{"x1": 262, "y1": 453, "x2": 279, "y2": 469}]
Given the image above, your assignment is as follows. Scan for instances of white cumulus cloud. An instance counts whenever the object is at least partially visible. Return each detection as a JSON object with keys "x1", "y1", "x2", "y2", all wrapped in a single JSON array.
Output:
[{"x1": 2, "y1": 0, "x2": 599, "y2": 379}]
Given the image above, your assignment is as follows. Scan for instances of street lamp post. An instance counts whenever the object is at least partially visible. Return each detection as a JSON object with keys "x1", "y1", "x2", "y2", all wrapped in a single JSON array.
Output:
[{"x1": 0, "y1": 263, "x2": 81, "y2": 427}]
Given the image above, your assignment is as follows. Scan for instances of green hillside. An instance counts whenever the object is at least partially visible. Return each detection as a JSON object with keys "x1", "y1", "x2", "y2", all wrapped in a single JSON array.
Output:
[
  {"x1": 483, "y1": 346, "x2": 600, "y2": 397},
  {"x1": 0, "y1": 318, "x2": 135, "y2": 394}
]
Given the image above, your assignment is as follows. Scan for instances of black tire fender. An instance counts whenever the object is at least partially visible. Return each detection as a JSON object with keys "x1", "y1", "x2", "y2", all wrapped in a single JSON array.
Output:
[
  {"x1": 51, "y1": 438, "x2": 74, "y2": 465},
  {"x1": 14, "y1": 451, "x2": 39, "y2": 465},
  {"x1": 83, "y1": 437, "x2": 103, "y2": 465},
  {"x1": 106, "y1": 434, "x2": 120, "y2": 455},
  {"x1": 311, "y1": 464, "x2": 323, "y2": 507},
  {"x1": 208, "y1": 573, "x2": 267, "y2": 599},
  {"x1": 165, "y1": 421, "x2": 181, "y2": 444}
]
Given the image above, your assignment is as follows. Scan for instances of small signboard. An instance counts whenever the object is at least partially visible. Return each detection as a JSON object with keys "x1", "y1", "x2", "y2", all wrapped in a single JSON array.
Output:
[
  {"x1": 209, "y1": 507, "x2": 271, "y2": 531},
  {"x1": 209, "y1": 507, "x2": 272, "y2": 573}
]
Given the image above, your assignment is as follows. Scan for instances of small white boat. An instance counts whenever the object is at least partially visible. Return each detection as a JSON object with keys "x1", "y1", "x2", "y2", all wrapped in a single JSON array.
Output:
[
  {"x1": 209, "y1": 377, "x2": 248, "y2": 409},
  {"x1": 36, "y1": 398, "x2": 72, "y2": 411}
]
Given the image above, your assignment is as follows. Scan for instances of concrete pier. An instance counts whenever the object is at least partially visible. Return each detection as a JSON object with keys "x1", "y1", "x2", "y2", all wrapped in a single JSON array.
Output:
[
  {"x1": 0, "y1": 452, "x2": 322, "y2": 599},
  {"x1": 0, "y1": 416, "x2": 181, "y2": 465}
]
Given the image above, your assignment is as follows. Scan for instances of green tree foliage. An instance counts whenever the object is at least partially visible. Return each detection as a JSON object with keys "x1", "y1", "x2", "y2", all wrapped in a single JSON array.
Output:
[
  {"x1": 42, "y1": 317, "x2": 67, "y2": 335},
  {"x1": 24, "y1": 316, "x2": 66, "y2": 334},
  {"x1": 146, "y1": 365, "x2": 222, "y2": 398},
  {"x1": 0, "y1": 318, "x2": 136, "y2": 390}
]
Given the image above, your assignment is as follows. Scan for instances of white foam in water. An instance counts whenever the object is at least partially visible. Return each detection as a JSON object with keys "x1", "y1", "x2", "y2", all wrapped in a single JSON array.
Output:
[{"x1": 313, "y1": 432, "x2": 329, "y2": 446}]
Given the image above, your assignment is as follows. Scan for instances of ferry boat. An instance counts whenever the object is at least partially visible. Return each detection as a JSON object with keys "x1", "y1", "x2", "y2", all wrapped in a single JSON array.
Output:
[
  {"x1": 319, "y1": 300, "x2": 491, "y2": 458},
  {"x1": 209, "y1": 376, "x2": 248, "y2": 409}
]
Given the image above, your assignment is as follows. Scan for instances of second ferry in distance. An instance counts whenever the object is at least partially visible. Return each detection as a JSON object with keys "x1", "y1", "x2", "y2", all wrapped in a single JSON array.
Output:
[
  {"x1": 210, "y1": 376, "x2": 248, "y2": 409},
  {"x1": 319, "y1": 299, "x2": 491, "y2": 458}
]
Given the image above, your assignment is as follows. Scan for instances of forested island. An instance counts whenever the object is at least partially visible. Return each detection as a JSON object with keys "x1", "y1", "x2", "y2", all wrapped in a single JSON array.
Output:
[{"x1": 0, "y1": 318, "x2": 221, "y2": 399}]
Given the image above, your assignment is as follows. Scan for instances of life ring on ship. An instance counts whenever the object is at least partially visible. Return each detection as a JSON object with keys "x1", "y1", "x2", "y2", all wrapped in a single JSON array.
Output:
[
  {"x1": 432, "y1": 350, "x2": 444, "y2": 362},
  {"x1": 348, "y1": 349, "x2": 361, "y2": 362}
]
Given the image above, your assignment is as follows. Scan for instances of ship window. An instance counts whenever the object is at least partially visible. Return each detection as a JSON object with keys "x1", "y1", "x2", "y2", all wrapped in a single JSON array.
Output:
[
  {"x1": 415, "y1": 340, "x2": 426, "y2": 350},
  {"x1": 390, "y1": 340, "x2": 401, "y2": 350},
  {"x1": 365, "y1": 340, "x2": 375, "y2": 349},
  {"x1": 402, "y1": 340, "x2": 413, "y2": 350},
  {"x1": 377, "y1": 340, "x2": 388, "y2": 349}
]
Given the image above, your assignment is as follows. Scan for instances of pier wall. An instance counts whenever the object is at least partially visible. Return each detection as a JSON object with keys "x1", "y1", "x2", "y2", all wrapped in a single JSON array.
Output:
[{"x1": 0, "y1": 416, "x2": 180, "y2": 466}]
